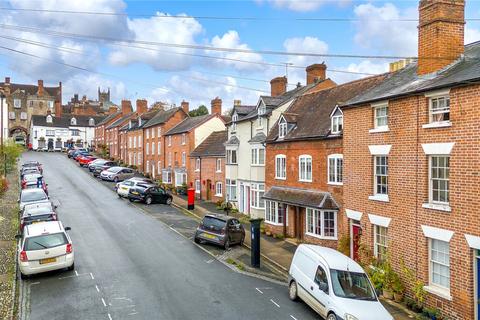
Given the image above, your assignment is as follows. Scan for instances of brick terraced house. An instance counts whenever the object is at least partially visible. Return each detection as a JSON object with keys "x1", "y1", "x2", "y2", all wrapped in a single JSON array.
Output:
[
  {"x1": 263, "y1": 73, "x2": 386, "y2": 248},
  {"x1": 105, "y1": 100, "x2": 135, "y2": 159},
  {"x1": 341, "y1": 1, "x2": 480, "y2": 319},
  {"x1": 94, "y1": 110, "x2": 122, "y2": 150},
  {"x1": 190, "y1": 130, "x2": 228, "y2": 202}
]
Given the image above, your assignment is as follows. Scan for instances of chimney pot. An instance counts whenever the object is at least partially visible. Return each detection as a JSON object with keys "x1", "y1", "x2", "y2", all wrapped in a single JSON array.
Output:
[
  {"x1": 181, "y1": 100, "x2": 189, "y2": 114},
  {"x1": 5, "y1": 77, "x2": 10, "y2": 84},
  {"x1": 306, "y1": 63, "x2": 327, "y2": 85},
  {"x1": 211, "y1": 97, "x2": 222, "y2": 115},
  {"x1": 234, "y1": 99, "x2": 241, "y2": 106},
  {"x1": 270, "y1": 76, "x2": 287, "y2": 97}
]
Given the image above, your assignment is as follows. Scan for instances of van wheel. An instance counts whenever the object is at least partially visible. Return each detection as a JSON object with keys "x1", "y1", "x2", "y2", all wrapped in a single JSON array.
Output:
[
  {"x1": 289, "y1": 280, "x2": 298, "y2": 301},
  {"x1": 67, "y1": 263, "x2": 75, "y2": 271},
  {"x1": 327, "y1": 313, "x2": 338, "y2": 320},
  {"x1": 194, "y1": 237, "x2": 200, "y2": 244},
  {"x1": 20, "y1": 273, "x2": 28, "y2": 280},
  {"x1": 145, "y1": 196, "x2": 152, "y2": 205}
]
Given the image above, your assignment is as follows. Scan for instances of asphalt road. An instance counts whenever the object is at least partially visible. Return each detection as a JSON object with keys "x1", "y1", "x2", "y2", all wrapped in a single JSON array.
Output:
[{"x1": 19, "y1": 151, "x2": 319, "y2": 320}]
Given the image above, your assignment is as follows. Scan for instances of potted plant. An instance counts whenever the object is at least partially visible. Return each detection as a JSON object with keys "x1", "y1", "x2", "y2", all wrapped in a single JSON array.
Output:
[
  {"x1": 392, "y1": 274, "x2": 404, "y2": 302},
  {"x1": 382, "y1": 260, "x2": 395, "y2": 300}
]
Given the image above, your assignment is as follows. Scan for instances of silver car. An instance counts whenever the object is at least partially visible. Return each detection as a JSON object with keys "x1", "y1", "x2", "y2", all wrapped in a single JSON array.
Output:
[
  {"x1": 19, "y1": 189, "x2": 50, "y2": 211},
  {"x1": 100, "y1": 166, "x2": 135, "y2": 182}
]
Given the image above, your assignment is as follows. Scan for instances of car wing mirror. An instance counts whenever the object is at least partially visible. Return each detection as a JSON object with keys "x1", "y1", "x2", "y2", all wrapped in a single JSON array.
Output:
[
  {"x1": 17, "y1": 199, "x2": 20, "y2": 203},
  {"x1": 65, "y1": 227, "x2": 71, "y2": 231},
  {"x1": 15, "y1": 234, "x2": 22, "y2": 240}
]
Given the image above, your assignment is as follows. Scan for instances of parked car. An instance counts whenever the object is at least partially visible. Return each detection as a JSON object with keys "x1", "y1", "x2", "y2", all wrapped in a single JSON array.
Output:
[
  {"x1": 68, "y1": 148, "x2": 86, "y2": 158},
  {"x1": 92, "y1": 161, "x2": 118, "y2": 176},
  {"x1": 17, "y1": 221, "x2": 74, "y2": 279},
  {"x1": 20, "y1": 167, "x2": 41, "y2": 179},
  {"x1": 116, "y1": 177, "x2": 153, "y2": 198},
  {"x1": 87, "y1": 159, "x2": 105, "y2": 171},
  {"x1": 100, "y1": 166, "x2": 135, "y2": 182},
  {"x1": 73, "y1": 152, "x2": 90, "y2": 162},
  {"x1": 288, "y1": 245, "x2": 393, "y2": 320},
  {"x1": 21, "y1": 161, "x2": 43, "y2": 174},
  {"x1": 194, "y1": 214, "x2": 245, "y2": 250},
  {"x1": 20, "y1": 203, "x2": 57, "y2": 231},
  {"x1": 78, "y1": 155, "x2": 97, "y2": 167},
  {"x1": 127, "y1": 184, "x2": 172, "y2": 205},
  {"x1": 19, "y1": 188, "x2": 50, "y2": 211},
  {"x1": 21, "y1": 173, "x2": 48, "y2": 195}
]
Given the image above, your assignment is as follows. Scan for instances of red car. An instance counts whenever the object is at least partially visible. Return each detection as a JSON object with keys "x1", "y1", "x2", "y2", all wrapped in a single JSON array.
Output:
[{"x1": 78, "y1": 155, "x2": 97, "y2": 167}]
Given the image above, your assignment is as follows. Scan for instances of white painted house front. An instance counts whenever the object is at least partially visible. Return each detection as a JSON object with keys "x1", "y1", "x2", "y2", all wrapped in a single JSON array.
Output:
[{"x1": 30, "y1": 114, "x2": 105, "y2": 151}]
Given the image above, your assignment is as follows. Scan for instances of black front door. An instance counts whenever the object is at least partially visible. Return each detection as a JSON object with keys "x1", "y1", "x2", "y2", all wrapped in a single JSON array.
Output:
[{"x1": 48, "y1": 139, "x2": 54, "y2": 150}]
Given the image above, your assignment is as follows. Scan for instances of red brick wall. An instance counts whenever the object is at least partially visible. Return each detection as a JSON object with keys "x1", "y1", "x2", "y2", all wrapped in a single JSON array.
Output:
[
  {"x1": 265, "y1": 138, "x2": 345, "y2": 247},
  {"x1": 190, "y1": 156, "x2": 225, "y2": 203},
  {"x1": 342, "y1": 85, "x2": 480, "y2": 320},
  {"x1": 126, "y1": 129, "x2": 143, "y2": 171},
  {"x1": 164, "y1": 131, "x2": 192, "y2": 185}
]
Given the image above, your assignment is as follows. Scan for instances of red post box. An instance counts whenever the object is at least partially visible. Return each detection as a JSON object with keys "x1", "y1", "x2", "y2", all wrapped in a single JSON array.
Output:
[{"x1": 187, "y1": 188, "x2": 195, "y2": 210}]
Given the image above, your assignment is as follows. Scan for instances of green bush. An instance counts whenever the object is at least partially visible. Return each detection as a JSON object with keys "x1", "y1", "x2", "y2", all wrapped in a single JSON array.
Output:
[
  {"x1": 0, "y1": 139, "x2": 23, "y2": 175},
  {"x1": 0, "y1": 176, "x2": 8, "y2": 194}
]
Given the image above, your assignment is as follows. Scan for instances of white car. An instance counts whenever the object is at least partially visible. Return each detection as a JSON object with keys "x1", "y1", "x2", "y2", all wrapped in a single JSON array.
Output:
[
  {"x1": 288, "y1": 245, "x2": 393, "y2": 320},
  {"x1": 116, "y1": 178, "x2": 154, "y2": 198},
  {"x1": 19, "y1": 188, "x2": 50, "y2": 211},
  {"x1": 17, "y1": 221, "x2": 74, "y2": 279}
]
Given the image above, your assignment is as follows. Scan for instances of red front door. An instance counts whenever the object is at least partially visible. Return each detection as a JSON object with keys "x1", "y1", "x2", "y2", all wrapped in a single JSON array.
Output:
[{"x1": 352, "y1": 224, "x2": 361, "y2": 261}]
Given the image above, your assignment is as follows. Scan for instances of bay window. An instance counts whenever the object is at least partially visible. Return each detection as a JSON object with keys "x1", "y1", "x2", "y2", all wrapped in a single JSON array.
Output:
[
  {"x1": 250, "y1": 183, "x2": 265, "y2": 209},
  {"x1": 251, "y1": 146, "x2": 265, "y2": 166},
  {"x1": 226, "y1": 179, "x2": 237, "y2": 201},
  {"x1": 306, "y1": 209, "x2": 337, "y2": 239},
  {"x1": 265, "y1": 201, "x2": 286, "y2": 225}
]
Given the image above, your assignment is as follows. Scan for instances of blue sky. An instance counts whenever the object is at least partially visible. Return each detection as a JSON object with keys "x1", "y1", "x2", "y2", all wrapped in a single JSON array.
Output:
[{"x1": 1, "y1": 0, "x2": 479, "y2": 111}]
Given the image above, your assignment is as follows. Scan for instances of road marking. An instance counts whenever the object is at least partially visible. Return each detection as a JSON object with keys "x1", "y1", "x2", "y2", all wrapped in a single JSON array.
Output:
[
  {"x1": 205, "y1": 259, "x2": 214, "y2": 264},
  {"x1": 128, "y1": 312, "x2": 138, "y2": 316},
  {"x1": 108, "y1": 313, "x2": 113, "y2": 320},
  {"x1": 90, "y1": 272, "x2": 95, "y2": 280},
  {"x1": 30, "y1": 281, "x2": 40, "y2": 285},
  {"x1": 290, "y1": 315, "x2": 298, "y2": 320},
  {"x1": 255, "y1": 288, "x2": 263, "y2": 294},
  {"x1": 95, "y1": 285, "x2": 100, "y2": 293},
  {"x1": 101, "y1": 298, "x2": 107, "y2": 307},
  {"x1": 75, "y1": 270, "x2": 78, "y2": 276},
  {"x1": 58, "y1": 273, "x2": 90, "y2": 280},
  {"x1": 270, "y1": 299, "x2": 280, "y2": 308}
]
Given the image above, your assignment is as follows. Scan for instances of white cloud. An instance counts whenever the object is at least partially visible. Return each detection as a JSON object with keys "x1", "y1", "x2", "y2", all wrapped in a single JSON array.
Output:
[
  {"x1": 259, "y1": 0, "x2": 350, "y2": 12},
  {"x1": 465, "y1": 26, "x2": 480, "y2": 44},
  {"x1": 353, "y1": 3, "x2": 417, "y2": 56},
  {"x1": 108, "y1": 13, "x2": 203, "y2": 71},
  {"x1": 331, "y1": 60, "x2": 389, "y2": 84},
  {"x1": 207, "y1": 30, "x2": 265, "y2": 71}
]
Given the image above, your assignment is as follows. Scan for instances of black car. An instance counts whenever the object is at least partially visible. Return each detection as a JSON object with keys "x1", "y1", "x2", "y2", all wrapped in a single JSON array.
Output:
[
  {"x1": 194, "y1": 214, "x2": 245, "y2": 250},
  {"x1": 127, "y1": 185, "x2": 173, "y2": 205},
  {"x1": 92, "y1": 161, "x2": 118, "y2": 177}
]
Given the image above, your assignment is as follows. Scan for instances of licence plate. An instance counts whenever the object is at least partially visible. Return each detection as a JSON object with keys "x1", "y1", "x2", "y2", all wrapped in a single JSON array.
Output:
[
  {"x1": 121, "y1": 187, "x2": 128, "y2": 190},
  {"x1": 202, "y1": 233, "x2": 217, "y2": 240},
  {"x1": 32, "y1": 221, "x2": 41, "y2": 224},
  {"x1": 39, "y1": 257, "x2": 56, "y2": 264},
  {"x1": 132, "y1": 191, "x2": 139, "y2": 195}
]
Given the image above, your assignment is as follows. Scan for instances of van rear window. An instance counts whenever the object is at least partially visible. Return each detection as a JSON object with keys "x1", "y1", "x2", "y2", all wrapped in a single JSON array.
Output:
[{"x1": 24, "y1": 233, "x2": 67, "y2": 251}]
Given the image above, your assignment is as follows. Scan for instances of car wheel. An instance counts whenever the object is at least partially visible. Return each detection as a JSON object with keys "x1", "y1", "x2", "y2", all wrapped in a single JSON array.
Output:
[
  {"x1": 113, "y1": 177, "x2": 119, "y2": 183},
  {"x1": 327, "y1": 313, "x2": 337, "y2": 320},
  {"x1": 194, "y1": 237, "x2": 200, "y2": 244},
  {"x1": 145, "y1": 196, "x2": 152, "y2": 205},
  {"x1": 165, "y1": 197, "x2": 172, "y2": 205},
  {"x1": 118, "y1": 193, "x2": 122, "y2": 198},
  {"x1": 289, "y1": 280, "x2": 298, "y2": 301},
  {"x1": 224, "y1": 238, "x2": 230, "y2": 250},
  {"x1": 67, "y1": 263, "x2": 75, "y2": 271},
  {"x1": 20, "y1": 273, "x2": 28, "y2": 280},
  {"x1": 129, "y1": 198, "x2": 134, "y2": 202}
]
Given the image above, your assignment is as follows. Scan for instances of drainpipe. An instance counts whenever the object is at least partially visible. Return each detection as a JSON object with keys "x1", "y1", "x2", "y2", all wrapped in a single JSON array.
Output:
[{"x1": 199, "y1": 157, "x2": 202, "y2": 201}]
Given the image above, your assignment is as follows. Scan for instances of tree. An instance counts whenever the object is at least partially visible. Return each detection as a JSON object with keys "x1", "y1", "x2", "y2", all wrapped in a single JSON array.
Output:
[{"x1": 189, "y1": 105, "x2": 209, "y2": 117}]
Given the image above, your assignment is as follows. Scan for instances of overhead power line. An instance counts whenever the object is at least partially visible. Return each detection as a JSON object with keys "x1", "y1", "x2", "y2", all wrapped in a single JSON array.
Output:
[
  {"x1": 0, "y1": 7, "x2": 479, "y2": 22},
  {"x1": 0, "y1": 24, "x2": 377, "y2": 76}
]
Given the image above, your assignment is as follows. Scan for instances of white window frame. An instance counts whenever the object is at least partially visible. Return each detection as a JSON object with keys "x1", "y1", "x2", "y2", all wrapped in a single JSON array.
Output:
[
  {"x1": 137, "y1": 152, "x2": 142, "y2": 165},
  {"x1": 70, "y1": 118, "x2": 76, "y2": 125},
  {"x1": 251, "y1": 146, "x2": 265, "y2": 166},
  {"x1": 146, "y1": 160, "x2": 150, "y2": 173},
  {"x1": 158, "y1": 161, "x2": 161, "y2": 173},
  {"x1": 305, "y1": 208, "x2": 337, "y2": 240},
  {"x1": 182, "y1": 152, "x2": 186, "y2": 167},
  {"x1": 373, "y1": 102, "x2": 389, "y2": 129},
  {"x1": 327, "y1": 154, "x2": 343, "y2": 185},
  {"x1": 46, "y1": 130, "x2": 55, "y2": 136},
  {"x1": 162, "y1": 170, "x2": 172, "y2": 184},
  {"x1": 215, "y1": 182, "x2": 223, "y2": 196},
  {"x1": 231, "y1": 114, "x2": 238, "y2": 132},
  {"x1": 146, "y1": 143, "x2": 149, "y2": 155},
  {"x1": 331, "y1": 114, "x2": 343, "y2": 134},
  {"x1": 265, "y1": 201, "x2": 287, "y2": 225},
  {"x1": 216, "y1": 158, "x2": 222, "y2": 172},
  {"x1": 278, "y1": 118, "x2": 287, "y2": 139},
  {"x1": 182, "y1": 133, "x2": 186, "y2": 145},
  {"x1": 168, "y1": 136, "x2": 172, "y2": 146},
  {"x1": 275, "y1": 154, "x2": 286, "y2": 180},
  {"x1": 20, "y1": 112, "x2": 27, "y2": 120},
  {"x1": 227, "y1": 149, "x2": 237, "y2": 165},
  {"x1": 158, "y1": 127, "x2": 161, "y2": 136},
  {"x1": 146, "y1": 129, "x2": 149, "y2": 139},
  {"x1": 13, "y1": 98, "x2": 21, "y2": 109},
  {"x1": 374, "y1": 225, "x2": 388, "y2": 262},
  {"x1": 157, "y1": 141, "x2": 161, "y2": 155},
  {"x1": 151, "y1": 142, "x2": 155, "y2": 155},
  {"x1": 429, "y1": 155, "x2": 450, "y2": 205},
  {"x1": 168, "y1": 152, "x2": 172, "y2": 166},
  {"x1": 429, "y1": 95, "x2": 450, "y2": 124},
  {"x1": 175, "y1": 172, "x2": 187, "y2": 187},
  {"x1": 195, "y1": 158, "x2": 200, "y2": 171},
  {"x1": 257, "y1": 116, "x2": 263, "y2": 129},
  {"x1": 250, "y1": 183, "x2": 265, "y2": 209},
  {"x1": 299, "y1": 155, "x2": 312, "y2": 182},
  {"x1": 374, "y1": 155, "x2": 388, "y2": 196},
  {"x1": 195, "y1": 180, "x2": 201, "y2": 194},
  {"x1": 8, "y1": 112, "x2": 15, "y2": 120},
  {"x1": 226, "y1": 179, "x2": 237, "y2": 201},
  {"x1": 428, "y1": 238, "x2": 451, "y2": 295}
]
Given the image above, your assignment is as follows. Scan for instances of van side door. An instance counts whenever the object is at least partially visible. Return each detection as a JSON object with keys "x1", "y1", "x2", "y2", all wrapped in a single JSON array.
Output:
[{"x1": 311, "y1": 264, "x2": 330, "y2": 318}]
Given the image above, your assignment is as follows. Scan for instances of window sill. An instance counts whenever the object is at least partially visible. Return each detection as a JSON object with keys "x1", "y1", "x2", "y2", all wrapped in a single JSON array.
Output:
[
  {"x1": 226, "y1": 163, "x2": 238, "y2": 166},
  {"x1": 328, "y1": 182, "x2": 343, "y2": 186},
  {"x1": 215, "y1": 194, "x2": 223, "y2": 197},
  {"x1": 251, "y1": 164, "x2": 265, "y2": 167},
  {"x1": 422, "y1": 203, "x2": 451, "y2": 212},
  {"x1": 422, "y1": 121, "x2": 452, "y2": 129},
  {"x1": 195, "y1": 169, "x2": 200, "y2": 172},
  {"x1": 216, "y1": 170, "x2": 222, "y2": 173},
  {"x1": 423, "y1": 285, "x2": 452, "y2": 301},
  {"x1": 265, "y1": 221, "x2": 284, "y2": 226},
  {"x1": 305, "y1": 232, "x2": 337, "y2": 241},
  {"x1": 369, "y1": 126, "x2": 390, "y2": 134},
  {"x1": 275, "y1": 177, "x2": 286, "y2": 180},
  {"x1": 368, "y1": 194, "x2": 390, "y2": 202},
  {"x1": 299, "y1": 179, "x2": 312, "y2": 183}
]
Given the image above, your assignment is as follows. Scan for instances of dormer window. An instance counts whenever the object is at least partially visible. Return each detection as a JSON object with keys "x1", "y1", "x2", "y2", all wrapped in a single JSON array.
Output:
[
  {"x1": 88, "y1": 118, "x2": 95, "y2": 126},
  {"x1": 331, "y1": 108, "x2": 343, "y2": 134},
  {"x1": 46, "y1": 115, "x2": 53, "y2": 123},
  {"x1": 278, "y1": 118, "x2": 287, "y2": 139},
  {"x1": 258, "y1": 105, "x2": 266, "y2": 116},
  {"x1": 232, "y1": 114, "x2": 238, "y2": 132},
  {"x1": 70, "y1": 117, "x2": 77, "y2": 125}
]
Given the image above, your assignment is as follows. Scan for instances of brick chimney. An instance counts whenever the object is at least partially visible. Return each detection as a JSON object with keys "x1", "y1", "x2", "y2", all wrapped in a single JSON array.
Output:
[
  {"x1": 121, "y1": 100, "x2": 132, "y2": 115},
  {"x1": 108, "y1": 106, "x2": 118, "y2": 114},
  {"x1": 306, "y1": 63, "x2": 327, "y2": 85},
  {"x1": 418, "y1": 0, "x2": 465, "y2": 75},
  {"x1": 54, "y1": 101, "x2": 62, "y2": 118},
  {"x1": 270, "y1": 77, "x2": 287, "y2": 97},
  {"x1": 181, "y1": 100, "x2": 189, "y2": 114},
  {"x1": 4, "y1": 77, "x2": 10, "y2": 84},
  {"x1": 37, "y1": 80, "x2": 44, "y2": 97},
  {"x1": 211, "y1": 97, "x2": 222, "y2": 115},
  {"x1": 136, "y1": 99, "x2": 148, "y2": 115},
  {"x1": 234, "y1": 100, "x2": 241, "y2": 106}
]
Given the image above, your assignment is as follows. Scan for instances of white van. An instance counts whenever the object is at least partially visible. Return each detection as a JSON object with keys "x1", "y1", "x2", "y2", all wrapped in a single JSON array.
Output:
[{"x1": 288, "y1": 245, "x2": 393, "y2": 320}]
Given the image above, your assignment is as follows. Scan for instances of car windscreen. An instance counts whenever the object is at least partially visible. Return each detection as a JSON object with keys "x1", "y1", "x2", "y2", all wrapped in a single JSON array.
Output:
[
  {"x1": 24, "y1": 233, "x2": 67, "y2": 251},
  {"x1": 108, "y1": 167, "x2": 122, "y2": 173},
  {"x1": 123, "y1": 181, "x2": 134, "y2": 186},
  {"x1": 202, "y1": 217, "x2": 226, "y2": 231},
  {"x1": 21, "y1": 190, "x2": 47, "y2": 202},
  {"x1": 330, "y1": 269, "x2": 377, "y2": 301}
]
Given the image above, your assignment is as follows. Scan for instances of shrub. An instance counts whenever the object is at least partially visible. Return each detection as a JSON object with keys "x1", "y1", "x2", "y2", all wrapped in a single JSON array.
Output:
[
  {"x1": 0, "y1": 139, "x2": 24, "y2": 174},
  {"x1": 0, "y1": 176, "x2": 8, "y2": 194},
  {"x1": 337, "y1": 235, "x2": 350, "y2": 257}
]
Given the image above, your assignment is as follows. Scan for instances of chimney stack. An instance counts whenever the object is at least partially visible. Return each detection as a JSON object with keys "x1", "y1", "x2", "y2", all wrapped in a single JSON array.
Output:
[
  {"x1": 181, "y1": 100, "x2": 189, "y2": 114},
  {"x1": 211, "y1": 97, "x2": 222, "y2": 115},
  {"x1": 54, "y1": 101, "x2": 62, "y2": 118},
  {"x1": 121, "y1": 100, "x2": 132, "y2": 115},
  {"x1": 270, "y1": 76, "x2": 287, "y2": 97},
  {"x1": 108, "y1": 106, "x2": 118, "y2": 115},
  {"x1": 234, "y1": 99, "x2": 241, "y2": 106},
  {"x1": 306, "y1": 63, "x2": 327, "y2": 85},
  {"x1": 38, "y1": 80, "x2": 44, "y2": 97},
  {"x1": 417, "y1": 0, "x2": 465, "y2": 75},
  {"x1": 136, "y1": 99, "x2": 148, "y2": 115},
  {"x1": 5, "y1": 77, "x2": 10, "y2": 84}
]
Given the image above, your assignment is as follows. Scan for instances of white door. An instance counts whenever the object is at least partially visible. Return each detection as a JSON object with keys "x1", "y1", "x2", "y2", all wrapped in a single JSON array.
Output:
[{"x1": 239, "y1": 184, "x2": 244, "y2": 213}]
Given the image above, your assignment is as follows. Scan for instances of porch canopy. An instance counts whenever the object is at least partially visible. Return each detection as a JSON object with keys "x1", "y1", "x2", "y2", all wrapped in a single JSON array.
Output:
[{"x1": 262, "y1": 186, "x2": 339, "y2": 210}]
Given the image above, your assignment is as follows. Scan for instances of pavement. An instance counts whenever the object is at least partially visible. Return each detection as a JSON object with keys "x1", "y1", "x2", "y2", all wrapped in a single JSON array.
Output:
[{"x1": 18, "y1": 151, "x2": 319, "y2": 320}]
